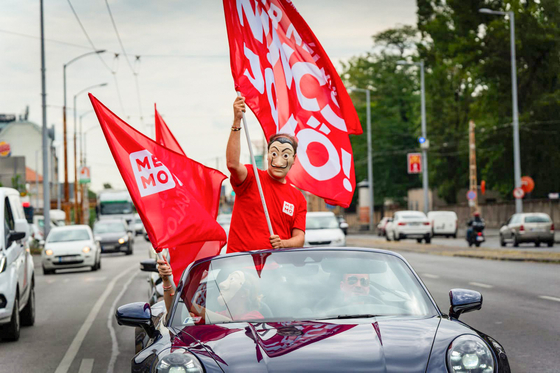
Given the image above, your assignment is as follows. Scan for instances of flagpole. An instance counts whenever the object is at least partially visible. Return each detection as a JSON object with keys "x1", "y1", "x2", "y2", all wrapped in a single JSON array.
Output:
[{"x1": 236, "y1": 92, "x2": 274, "y2": 236}]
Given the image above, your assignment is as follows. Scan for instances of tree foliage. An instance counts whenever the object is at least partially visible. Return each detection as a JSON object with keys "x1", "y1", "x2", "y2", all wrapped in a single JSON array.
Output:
[{"x1": 344, "y1": 0, "x2": 560, "y2": 205}]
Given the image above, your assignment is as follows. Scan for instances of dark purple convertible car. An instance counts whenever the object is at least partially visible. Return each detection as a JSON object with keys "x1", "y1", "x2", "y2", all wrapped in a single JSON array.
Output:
[{"x1": 117, "y1": 247, "x2": 510, "y2": 372}]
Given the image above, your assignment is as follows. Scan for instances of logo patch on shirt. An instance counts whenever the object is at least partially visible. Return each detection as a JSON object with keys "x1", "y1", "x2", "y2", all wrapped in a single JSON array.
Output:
[{"x1": 282, "y1": 201, "x2": 294, "y2": 216}]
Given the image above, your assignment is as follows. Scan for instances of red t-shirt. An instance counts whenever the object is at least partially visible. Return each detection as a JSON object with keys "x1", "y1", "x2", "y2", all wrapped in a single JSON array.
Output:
[{"x1": 227, "y1": 165, "x2": 307, "y2": 253}]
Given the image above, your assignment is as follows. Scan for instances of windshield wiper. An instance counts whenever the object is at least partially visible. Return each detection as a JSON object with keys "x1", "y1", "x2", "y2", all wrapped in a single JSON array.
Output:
[{"x1": 318, "y1": 314, "x2": 382, "y2": 320}]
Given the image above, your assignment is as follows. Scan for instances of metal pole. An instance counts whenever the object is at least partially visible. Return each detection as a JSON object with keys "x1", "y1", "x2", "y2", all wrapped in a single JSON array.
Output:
[
  {"x1": 509, "y1": 12, "x2": 522, "y2": 213},
  {"x1": 35, "y1": 150, "x2": 39, "y2": 208},
  {"x1": 63, "y1": 65, "x2": 69, "y2": 217},
  {"x1": 365, "y1": 89, "x2": 374, "y2": 231},
  {"x1": 420, "y1": 61, "x2": 429, "y2": 214},
  {"x1": 74, "y1": 95, "x2": 79, "y2": 223},
  {"x1": 56, "y1": 145, "x2": 60, "y2": 210},
  {"x1": 40, "y1": 0, "x2": 51, "y2": 236},
  {"x1": 236, "y1": 92, "x2": 274, "y2": 236}
]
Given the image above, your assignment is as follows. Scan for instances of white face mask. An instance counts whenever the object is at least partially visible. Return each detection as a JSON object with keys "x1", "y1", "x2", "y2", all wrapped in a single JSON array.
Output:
[
  {"x1": 217, "y1": 270, "x2": 246, "y2": 306},
  {"x1": 267, "y1": 141, "x2": 296, "y2": 179}
]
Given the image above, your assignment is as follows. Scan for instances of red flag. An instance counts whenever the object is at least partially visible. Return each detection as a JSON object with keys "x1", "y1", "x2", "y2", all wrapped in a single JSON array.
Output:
[
  {"x1": 223, "y1": 0, "x2": 362, "y2": 207},
  {"x1": 154, "y1": 105, "x2": 226, "y2": 284},
  {"x1": 90, "y1": 94, "x2": 227, "y2": 252}
]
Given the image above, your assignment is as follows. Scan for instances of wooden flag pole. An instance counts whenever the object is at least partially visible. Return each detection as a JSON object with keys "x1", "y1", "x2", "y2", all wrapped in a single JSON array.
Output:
[{"x1": 236, "y1": 91, "x2": 274, "y2": 236}]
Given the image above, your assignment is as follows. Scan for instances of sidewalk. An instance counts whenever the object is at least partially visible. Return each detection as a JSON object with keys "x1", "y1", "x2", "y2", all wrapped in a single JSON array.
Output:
[{"x1": 346, "y1": 233, "x2": 560, "y2": 264}]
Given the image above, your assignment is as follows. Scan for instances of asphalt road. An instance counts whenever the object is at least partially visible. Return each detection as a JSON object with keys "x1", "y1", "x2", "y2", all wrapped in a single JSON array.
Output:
[
  {"x1": 0, "y1": 236, "x2": 152, "y2": 373},
  {"x1": 2, "y1": 234, "x2": 558, "y2": 372},
  {"x1": 349, "y1": 237, "x2": 560, "y2": 373}
]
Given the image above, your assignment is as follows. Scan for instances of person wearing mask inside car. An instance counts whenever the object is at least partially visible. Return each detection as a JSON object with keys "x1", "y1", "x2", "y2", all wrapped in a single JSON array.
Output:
[{"x1": 226, "y1": 96, "x2": 307, "y2": 252}]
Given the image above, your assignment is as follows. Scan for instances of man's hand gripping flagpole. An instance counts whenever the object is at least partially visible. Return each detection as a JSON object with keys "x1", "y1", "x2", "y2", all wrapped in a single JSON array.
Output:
[{"x1": 236, "y1": 91, "x2": 274, "y2": 237}]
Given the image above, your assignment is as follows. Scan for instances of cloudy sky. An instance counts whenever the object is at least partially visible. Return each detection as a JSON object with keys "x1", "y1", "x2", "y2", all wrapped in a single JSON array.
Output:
[{"x1": 1, "y1": 0, "x2": 416, "y2": 192}]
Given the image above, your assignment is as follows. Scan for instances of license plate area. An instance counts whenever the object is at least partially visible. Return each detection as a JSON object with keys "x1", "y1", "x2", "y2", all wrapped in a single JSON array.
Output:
[{"x1": 58, "y1": 255, "x2": 79, "y2": 263}]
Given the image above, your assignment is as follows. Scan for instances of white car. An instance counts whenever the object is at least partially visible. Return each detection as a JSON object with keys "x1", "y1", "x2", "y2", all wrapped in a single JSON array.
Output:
[
  {"x1": 386, "y1": 211, "x2": 432, "y2": 244},
  {"x1": 0, "y1": 188, "x2": 35, "y2": 342},
  {"x1": 304, "y1": 211, "x2": 346, "y2": 247},
  {"x1": 133, "y1": 214, "x2": 144, "y2": 236},
  {"x1": 42, "y1": 225, "x2": 101, "y2": 275},
  {"x1": 427, "y1": 211, "x2": 458, "y2": 238}
]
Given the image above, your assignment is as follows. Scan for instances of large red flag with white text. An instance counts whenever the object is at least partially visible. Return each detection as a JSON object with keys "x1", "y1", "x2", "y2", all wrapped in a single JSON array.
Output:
[
  {"x1": 223, "y1": 0, "x2": 362, "y2": 207},
  {"x1": 154, "y1": 105, "x2": 226, "y2": 284},
  {"x1": 90, "y1": 94, "x2": 227, "y2": 252}
]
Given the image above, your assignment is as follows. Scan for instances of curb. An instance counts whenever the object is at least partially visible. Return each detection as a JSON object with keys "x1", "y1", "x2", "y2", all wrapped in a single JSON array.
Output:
[{"x1": 346, "y1": 237, "x2": 560, "y2": 264}]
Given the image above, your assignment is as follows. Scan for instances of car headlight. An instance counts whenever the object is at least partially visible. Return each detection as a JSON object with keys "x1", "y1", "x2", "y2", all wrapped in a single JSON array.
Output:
[
  {"x1": 82, "y1": 246, "x2": 91, "y2": 253},
  {"x1": 118, "y1": 236, "x2": 127, "y2": 244},
  {"x1": 155, "y1": 348, "x2": 203, "y2": 373},
  {"x1": 0, "y1": 255, "x2": 6, "y2": 273},
  {"x1": 447, "y1": 335, "x2": 495, "y2": 373},
  {"x1": 45, "y1": 249, "x2": 53, "y2": 256}
]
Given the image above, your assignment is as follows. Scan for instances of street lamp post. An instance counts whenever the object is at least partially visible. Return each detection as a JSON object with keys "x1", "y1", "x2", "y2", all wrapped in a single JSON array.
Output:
[
  {"x1": 63, "y1": 50, "x2": 105, "y2": 222},
  {"x1": 73, "y1": 83, "x2": 107, "y2": 223},
  {"x1": 79, "y1": 110, "x2": 95, "y2": 167},
  {"x1": 350, "y1": 87, "x2": 375, "y2": 231},
  {"x1": 479, "y1": 8, "x2": 522, "y2": 213},
  {"x1": 397, "y1": 60, "x2": 430, "y2": 213}
]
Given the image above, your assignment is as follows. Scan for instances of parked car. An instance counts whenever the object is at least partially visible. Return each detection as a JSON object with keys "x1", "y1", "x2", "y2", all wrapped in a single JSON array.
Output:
[
  {"x1": 116, "y1": 247, "x2": 510, "y2": 372},
  {"x1": 0, "y1": 188, "x2": 35, "y2": 341},
  {"x1": 132, "y1": 214, "x2": 144, "y2": 236},
  {"x1": 427, "y1": 211, "x2": 458, "y2": 238},
  {"x1": 93, "y1": 219, "x2": 134, "y2": 255},
  {"x1": 27, "y1": 223, "x2": 45, "y2": 249},
  {"x1": 42, "y1": 225, "x2": 101, "y2": 274},
  {"x1": 377, "y1": 217, "x2": 393, "y2": 237},
  {"x1": 304, "y1": 211, "x2": 346, "y2": 246},
  {"x1": 499, "y1": 213, "x2": 554, "y2": 247},
  {"x1": 217, "y1": 214, "x2": 232, "y2": 237},
  {"x1": 337, "y1": 215, "x2": 349, "y2": 235},
  {"x1": 385, "y1": 211, "x2": 432, "y2": 243}
]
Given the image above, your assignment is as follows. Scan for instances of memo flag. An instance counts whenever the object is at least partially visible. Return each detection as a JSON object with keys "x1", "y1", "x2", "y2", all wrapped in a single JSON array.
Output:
[
  {"x1": 154, "y1": 105, "x2": 226, "y2": 284},
  {"x1": 90, "y1": 94, "x2": 227, "y2": 252},
  {"x1": 223, "y1": 0, "x2": 362, "y2": 207}
]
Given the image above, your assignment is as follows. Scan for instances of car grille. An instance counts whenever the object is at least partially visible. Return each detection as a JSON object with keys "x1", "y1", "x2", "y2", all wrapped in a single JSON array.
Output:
[
  {"x1": 308, "y1": 240, "x2": 332, "y2": 245},
  {"x1": 53, "y1": 255, "x2": 83, "y2": 265}
]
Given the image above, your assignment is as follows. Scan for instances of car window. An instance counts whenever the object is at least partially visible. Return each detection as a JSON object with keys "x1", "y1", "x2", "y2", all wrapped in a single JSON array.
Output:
[
  {"x1": 4, "y1": 197, "x2": 15, "y2": 248},
  {"x1": 47, "y1": 229, "x2": 91, "y2": 242},
  {"x1": 306, "y1": 215, "x2": 339, "y2": 229},
  {"x1": 172, "y1": 250, "x2": 438, "y2": 327},
  {"x1": 401, "y1": 214, "x2": 426, "y2": 220},
  {"x1": 524, "y1": 215, "x2": 551, "y2": 223}
]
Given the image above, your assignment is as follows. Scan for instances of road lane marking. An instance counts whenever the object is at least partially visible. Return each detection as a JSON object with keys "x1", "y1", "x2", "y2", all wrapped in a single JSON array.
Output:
[
  {"x1": 106, "y1": 270, "x2": 140, "y2": 373},
  {"x1": 539, "y1": 295, "x2": 560, "y2": 303},
  {"x1": 84, "y1": 277, "x2": 107, "y2": 282},
  {"x1": 78, "y1": 359, "x2": 94, "y2": 373},
  {"x1": 468, "y1": 282, "x2": 494, "y2": 289},
  {"x1": 54, "y1": 265, "x2": 137, "y2": 373},
  {"x1": 422, "y1": 273, "x2": 440, "y2": 279}
]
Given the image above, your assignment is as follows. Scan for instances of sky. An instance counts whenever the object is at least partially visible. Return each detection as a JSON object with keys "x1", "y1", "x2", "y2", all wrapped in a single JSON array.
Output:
[{"x1": 0, "y1": 0, "x2": 416, "y2": 192}]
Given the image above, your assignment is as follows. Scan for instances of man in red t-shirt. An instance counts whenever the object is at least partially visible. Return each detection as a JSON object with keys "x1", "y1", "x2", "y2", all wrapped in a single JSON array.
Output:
[{"x1": 226, "y1": 96, "x2": 307, "y2": 253}]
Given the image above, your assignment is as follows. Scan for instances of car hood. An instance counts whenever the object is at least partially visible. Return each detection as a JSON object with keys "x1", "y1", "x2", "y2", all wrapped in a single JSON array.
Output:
[
  {"x1": 45, "y1": 240, "x2": 92, "y2": 254},
  {"x1": 95, "y1": 232, "x2": 126, "y2": 241},
  {"x1": 305, "y1": 229, "x2": 344, "y2": 241},
  {"x1": 173, "y1": 317, "x2": 440, "y2": 372}
]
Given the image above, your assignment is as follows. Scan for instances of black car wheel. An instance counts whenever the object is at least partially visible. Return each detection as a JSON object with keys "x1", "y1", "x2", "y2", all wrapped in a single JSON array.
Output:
[
  {"x1": 535, "y1": 241, "x2": 541, "y2": 247},
  {"x1": 42, "y1": 266, "x2": 54, "y2": 275},
  {"x1": 1, "y1": 296, "x2": 20, "y2": 341},
  {"x1": 424, "y1": 236, "x2": 431, "y2": 244},
  {"x1": 548, "y1": 241, "x2": 554, "y2": 247},
  {"x1": 513, "y1": 235, "x2": 519, "y2": 247},
  {"x1": 126, "y1": 243, "x2": 133, "y2": 256},
  {"x1": 416, "y1": 238, "x2": 422, "y2": 243},
  {"x1": 500, "y1": 234, "x2": 506, "y2": 247},
  {"x1": 20, "y1": 282, "x2": 35, "y2": 327}
]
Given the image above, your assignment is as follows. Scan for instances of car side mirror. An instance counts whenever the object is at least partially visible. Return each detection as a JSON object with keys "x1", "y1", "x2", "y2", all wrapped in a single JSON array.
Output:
[
  {"x1": 7, "y1": 231, "x2": 26, "y2": 247},
  {"x1": 449, "y1": 289, "x2": 482, "y2": 320},
  {"x1": 115, "y1": 302, "x2": 158, "y2": 338},
  {"x1": 140, "y1": 259, "x2": 158, "y2": 273}
]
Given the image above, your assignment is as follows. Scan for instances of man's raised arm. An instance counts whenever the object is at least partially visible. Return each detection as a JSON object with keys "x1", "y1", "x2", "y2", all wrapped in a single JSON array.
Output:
[{"x1": 226, "y1": 96, "x2": 248, "y2": 185}]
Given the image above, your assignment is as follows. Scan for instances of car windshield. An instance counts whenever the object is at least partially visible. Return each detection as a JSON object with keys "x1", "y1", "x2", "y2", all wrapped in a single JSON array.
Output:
[
  {"x1": 94, "y1": 222, "x2": 126, "y2": 233},
  {"x1": 134, "y1": 218, "x2": 142, "y2": 224},
  {"x1": 47, "y1": 229, "x2": 90, "y2": 242},
  {"x1": 172, "y1": 249, "x2": 438, "y2": 327},
  {"x1": 100, "y1": 202, "x2": 133, "y2": 215},
  {"x1": 306, "y1": 215, "x2": 339, "y2": 229},
  {"x1": 525, "y1": 215, "x2": 551, "y2": 223}
]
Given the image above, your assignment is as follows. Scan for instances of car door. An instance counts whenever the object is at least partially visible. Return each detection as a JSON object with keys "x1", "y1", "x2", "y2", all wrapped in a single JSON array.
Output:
[
  {"x1": 507, "y1": 215, "x2": 521, "y2": 239},
  {"x1": 3, "y1": 198, "x2": 25, "y2": 296}
]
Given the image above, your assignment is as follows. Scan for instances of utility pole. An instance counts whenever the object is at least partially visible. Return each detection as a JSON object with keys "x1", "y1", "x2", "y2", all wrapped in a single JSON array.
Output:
[
  {"x1": 469, "y1": 120, "x2": 479, "y2": 213},
  {"x1": 40, "y1": 0, "x2": 51, "y2": 236}
]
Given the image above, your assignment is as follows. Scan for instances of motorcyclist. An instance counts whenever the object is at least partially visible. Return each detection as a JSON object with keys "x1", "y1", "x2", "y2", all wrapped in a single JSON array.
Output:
[{"x1": 466, "y1": 211, "x2": 485, "y2": 243}]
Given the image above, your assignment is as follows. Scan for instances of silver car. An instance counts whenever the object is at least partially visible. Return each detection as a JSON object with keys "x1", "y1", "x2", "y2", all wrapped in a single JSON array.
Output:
[{"x1": 499, "y1": 213, "x2": 554, "y2": 247}]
